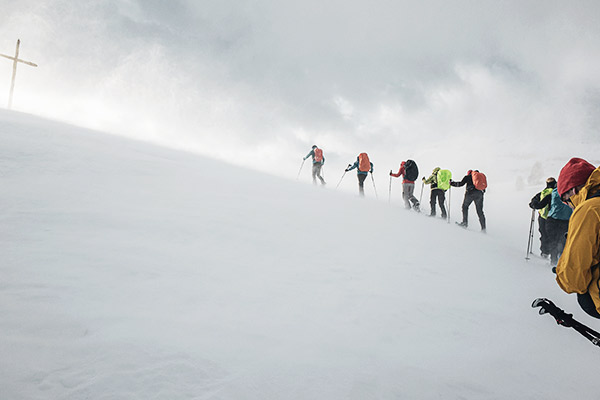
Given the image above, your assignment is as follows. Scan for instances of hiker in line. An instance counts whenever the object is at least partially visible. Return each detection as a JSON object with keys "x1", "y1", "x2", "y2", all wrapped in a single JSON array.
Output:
[
  {"x1": 422, "y1": 167, "x2": 447, "y2": 218},
  {"x1": 545, "y1": 185, "x2": 572, "y2": 266},
  {"x1": 528, "y1": 177, "x2": 557, "y2": 258},
  {"x1": 346, "y1": 153, "x2": 373, "y2": 196},
  {"x1": 303, "y1": 145, "x2": 326, "y2": 185},
  {"x1": 450, "y1": 170, "x2": 486, "y2": 232},
  {"x1": 390, "y1": 160, "x2": 420, "y2": 211},
  {"x1": 555, "y1": 158, "x2": 600, "y2": 318}
]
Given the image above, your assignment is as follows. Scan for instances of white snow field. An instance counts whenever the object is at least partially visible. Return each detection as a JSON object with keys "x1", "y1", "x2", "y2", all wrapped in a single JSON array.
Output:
[{"x1": 1, "y1": 109, "x2": 599, "y2": 399}]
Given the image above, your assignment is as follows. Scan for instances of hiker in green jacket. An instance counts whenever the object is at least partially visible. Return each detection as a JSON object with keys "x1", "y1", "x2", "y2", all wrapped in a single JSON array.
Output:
[{"x1": 422, "y1": 167, "x2": 447, "y2": 218}]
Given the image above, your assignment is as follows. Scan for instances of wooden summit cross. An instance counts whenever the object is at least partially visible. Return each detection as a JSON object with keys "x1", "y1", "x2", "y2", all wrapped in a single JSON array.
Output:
[{"x1": 0, "y1": 39, "x2": 38, "y2": 109}]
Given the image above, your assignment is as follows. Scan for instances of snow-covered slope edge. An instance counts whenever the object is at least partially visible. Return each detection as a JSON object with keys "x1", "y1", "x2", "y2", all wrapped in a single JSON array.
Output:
[{"x1": 0, "y1": 110, "x2": 597, "y2": 400}]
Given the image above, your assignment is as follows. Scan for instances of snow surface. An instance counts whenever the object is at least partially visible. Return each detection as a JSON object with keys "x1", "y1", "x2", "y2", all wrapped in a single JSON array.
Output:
[{"x1": 1, "y1": 109, "x2": 599, "y2": 399}]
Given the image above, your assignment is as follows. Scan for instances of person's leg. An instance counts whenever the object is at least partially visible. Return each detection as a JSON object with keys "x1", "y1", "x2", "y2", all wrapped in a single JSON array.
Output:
[
  {"x1": 358, "y1": 174, "x2": 366, "y2": 196},
  {"x1": 474, "y1": 191, "x2": 486, "y2": 230},
  {"x1": 406, "y1": 183, "x2": 418, "y2": 209},
  {"x1": 461, "y1": 192, "x2": 474, "y2": 226},
  {"x1": 311, "y1": 164, "x2": 318, "y2": 184},
  {"x1": 438, "y1": 190, "x2": 447, "y2": 218},
  {"x1": 315, "y1": 164, "x2": 326, "y2": 184},
  {"x1": 546, "y1": 218, "x2": 559, "y2": 265},
  {"x1": 402, "y1": 183, "x2": 411, "y2": 209},
  {"x1": 429, "y1": 190, "x2": 436, "y2": 216},
  {"x1": 538, "y1": 216, "x2": 549, "y2": 256}
]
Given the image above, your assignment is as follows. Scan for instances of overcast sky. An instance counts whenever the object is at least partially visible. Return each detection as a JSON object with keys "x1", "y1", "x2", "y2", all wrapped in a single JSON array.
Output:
[{"x1": 1, "y1": 1, "x2": 599, "y2": 179}]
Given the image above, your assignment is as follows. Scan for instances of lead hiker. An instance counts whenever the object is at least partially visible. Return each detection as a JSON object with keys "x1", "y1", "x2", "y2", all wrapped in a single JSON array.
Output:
[
  {"x1": 450, "y1": 169, "x2": 487, "y2": 232},
  {"x1": 555, "y1": 157, "x2": 600, "y2": 318},
  {"x1": 303, "y1": 145, "x2": 326, "y2": 185},
  {"x1": 422, "y1": 167, "x2": 449, "y2": 218},
  {"x1": 528, "y1": 177, "x2": 557, "y2": 258},
  {"x1": 390, "y1": 160, "x2": 420, "y2": 211},
  {"x1": 346, "y1": 153, "x2": 373, "y2": 196}
]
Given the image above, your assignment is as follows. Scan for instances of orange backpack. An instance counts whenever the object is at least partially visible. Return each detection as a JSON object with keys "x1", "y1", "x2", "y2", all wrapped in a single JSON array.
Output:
[
  {"x1": 314, "y1": 148, "x2": 323, "y2": 162},
  {"x1": 472, "y1": 171, "x2": 487, "y2": 191},
  {"x1": 358, "y1": 153, "x2": 371, "y2": 172}
]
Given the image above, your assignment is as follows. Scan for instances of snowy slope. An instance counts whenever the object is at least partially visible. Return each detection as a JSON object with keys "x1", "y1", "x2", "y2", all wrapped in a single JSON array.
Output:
[{"x1": 1, "y1": 109, "x2": 598, "y2": 399}]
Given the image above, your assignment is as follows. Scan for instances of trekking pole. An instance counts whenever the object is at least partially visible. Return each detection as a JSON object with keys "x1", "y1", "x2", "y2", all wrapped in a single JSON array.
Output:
[
  {"x1": 419, "y1": 180, "x2": 425, "y2": 205},
  {"x1": 388, "y1": 175, "x2": 392, "y2": 203},
  {"x1": 297, "y1": 159, "x2": 306, "y2": 180},
  {"x1": 532, "y1": 298, "x2": 600, "y2": 347},
  {"x1": 370, "y1": 172, "x2": 378, "y2": 199},
  {"x1": 526, "y1": 209, "x2": 536, "y2": 260},
  {"x1": 336, "y1": 166, "x2": 350, "y2": 189},
  {"x1": 447, "y1": 187, "x2": 451, "y2": 224}
]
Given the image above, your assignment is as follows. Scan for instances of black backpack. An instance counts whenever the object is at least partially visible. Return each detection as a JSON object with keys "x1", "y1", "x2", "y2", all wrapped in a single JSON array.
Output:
[{"x1": 404, "y1": 160, "x2": 419, "y2": 181}]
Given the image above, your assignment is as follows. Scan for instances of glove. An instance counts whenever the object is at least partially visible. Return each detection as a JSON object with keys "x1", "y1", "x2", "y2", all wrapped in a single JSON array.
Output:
[
  {"x1": 389, "y1": 170, "x2": 393, "y2": 176},
  {"x1": 422, "y1": 177, "x2": 425, "y2": 182},
  {"x1": 345, "y1": 168, "x2": 349, "y2": 172}
]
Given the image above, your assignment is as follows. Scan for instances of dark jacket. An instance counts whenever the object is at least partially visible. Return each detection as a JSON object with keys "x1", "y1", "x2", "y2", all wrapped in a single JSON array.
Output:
[{"x1": 450, "y1": 174, "x2": 481, "y2": 192}]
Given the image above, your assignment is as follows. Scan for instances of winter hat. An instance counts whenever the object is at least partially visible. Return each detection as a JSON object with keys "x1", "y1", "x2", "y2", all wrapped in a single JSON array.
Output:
[
  {"x1": 557, "y1": 158, "x2": 596, "y2": 196},
  {"x1": 312, "y1": 145, "x2": 317, "y2": 149},
  {"x1": 467, "y1": 170, "x2": 473, "y2": 175},
  {"x1": 545, "y1": 177, "x2": 557, "y2": 189}
]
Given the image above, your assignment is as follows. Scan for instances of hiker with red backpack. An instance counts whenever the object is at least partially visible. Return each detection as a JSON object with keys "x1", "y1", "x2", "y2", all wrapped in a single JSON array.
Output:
[
  {"x1": 450, "y1": 170, "x2": 487, "y2": 232},
  {"x1": 390, "y1": 160, "x2": 420, "y2": 211},
  {"x1": 303, "y1": 145, "x2": 326, "y2": 185},
  {"x1": 346, "y1": 153, "x2": 373, "y2": 196}
]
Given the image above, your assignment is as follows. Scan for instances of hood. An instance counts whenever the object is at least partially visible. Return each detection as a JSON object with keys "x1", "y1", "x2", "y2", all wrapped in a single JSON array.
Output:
[{"x1": 569, "y1": 166, "x2": 600, "y2": 208}]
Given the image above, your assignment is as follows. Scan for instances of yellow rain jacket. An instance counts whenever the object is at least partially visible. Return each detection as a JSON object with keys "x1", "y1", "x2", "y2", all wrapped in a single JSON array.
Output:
[{"x1": 556, "y1": 167, "x2": 600, "y2": 313}]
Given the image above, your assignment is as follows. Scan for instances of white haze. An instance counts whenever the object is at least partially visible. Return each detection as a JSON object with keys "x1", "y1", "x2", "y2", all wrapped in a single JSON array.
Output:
[{"x1": 1, "y1": 0, "x2": 599, "y2": 182}]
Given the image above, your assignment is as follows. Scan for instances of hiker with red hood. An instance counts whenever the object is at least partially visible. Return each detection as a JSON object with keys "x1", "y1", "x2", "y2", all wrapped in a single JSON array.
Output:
[
  {"x1": 390, "y1": 160, "x2": 420, "y2": 211},
  {"x1": 450, "y1": 169, "x2": 487, "y2": 232},
  {"x1": 555, "y1": 157, "x2": 600, "y2": 319}
]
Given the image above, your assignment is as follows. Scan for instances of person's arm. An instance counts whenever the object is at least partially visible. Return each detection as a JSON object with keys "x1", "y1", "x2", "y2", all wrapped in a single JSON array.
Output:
[
  {"x1": 450, "y1": 175, "x2": 468, "y2": 187},
  {"x1": 423, "y1": 173, "x2": 436, "y2": 184},
  {"x1": 303, "y1": 150, "x2": 314, "y2": 161},
  {"x1": 556, "y1": 205, "x2": 600, "y2": 295},
  {"x1": 346, "y1": 161, "x2": 358, "y2": 171},
  {"x1": 529, "y1": 192, "x2": 550, "y2": 209},
  {"x1": 390, "y1": 167, "x2": 401, "y2": 177}
]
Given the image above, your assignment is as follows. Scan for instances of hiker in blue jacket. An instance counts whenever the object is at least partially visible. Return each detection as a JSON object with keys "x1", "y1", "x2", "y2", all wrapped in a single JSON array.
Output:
[
  {"x1": 346, "y1": 153, "x2": 373, "y2": 196},
  {"x1": 303, "y1": 145, "x2": 326, "y2": 185},
  {"x1": 546, "y1": 187, "x2": 572, "y2": 266}
]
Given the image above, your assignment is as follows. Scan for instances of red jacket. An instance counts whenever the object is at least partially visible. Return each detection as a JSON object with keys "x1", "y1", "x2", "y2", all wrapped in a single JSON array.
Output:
[{"x1": 390, "y1": 162, "x2": 414, "y2": 184}]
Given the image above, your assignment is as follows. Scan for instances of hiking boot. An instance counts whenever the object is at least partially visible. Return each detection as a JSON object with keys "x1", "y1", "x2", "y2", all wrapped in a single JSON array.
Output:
[
  {"x1": 428, "y1": 213, "x2": 436, "y2": 217},
  {"x1": 456, "y1": 221, "x2": 468, "y2": 228}
]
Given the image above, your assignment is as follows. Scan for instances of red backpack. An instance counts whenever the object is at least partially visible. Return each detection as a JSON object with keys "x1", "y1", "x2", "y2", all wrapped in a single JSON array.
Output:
[
  {"x1": 313, "y1": 148, "x2": 323, "y2": 162},
  {"x1": 358, "y1": 153, "x2": 371, "y2": 172},
  {"x1": 472, "y1": 171, "x2": 487, "y2": 191}
]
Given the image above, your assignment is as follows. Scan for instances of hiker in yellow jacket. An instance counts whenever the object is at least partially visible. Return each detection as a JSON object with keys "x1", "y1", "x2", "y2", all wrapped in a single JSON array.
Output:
[{"x1": 555, "y1": 158, "x2": 600, "y2": 318}]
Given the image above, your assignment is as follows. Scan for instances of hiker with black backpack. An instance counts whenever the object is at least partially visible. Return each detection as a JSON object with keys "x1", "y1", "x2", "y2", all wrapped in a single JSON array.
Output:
[
  {"x1": 303, "y1": 145, "x2": 326, "y2": 185},
  {"x1": 422, "y1": 167, "x2": 448, "y2": 219},
  {"x1": 450, "y1": 170, "x2": 487, "y2": 232},
  {"x1": 346, "y1": 153, "x2": 373, "y2": 196},
  {"x1": 555, "y1": 158, "x2": 600, "y2": 319},
  {"x1": 390, "y1": 160, "x2": 420, "y2": 211}
]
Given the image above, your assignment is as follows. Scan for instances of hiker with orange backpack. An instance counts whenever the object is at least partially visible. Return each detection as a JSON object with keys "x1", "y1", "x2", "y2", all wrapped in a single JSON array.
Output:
[
  {"x1": 450, "y1": 170, "x2": 487, "y2": 232},
  {"x1": 303, "y1": 145, "x2": 326, "y2": 185},
  {"x1": 390, "y1": 160, "x2": 420, "y2": 211},
  {"x1": 346, "y1": 153, "x2": 373, "y2": 196}
]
